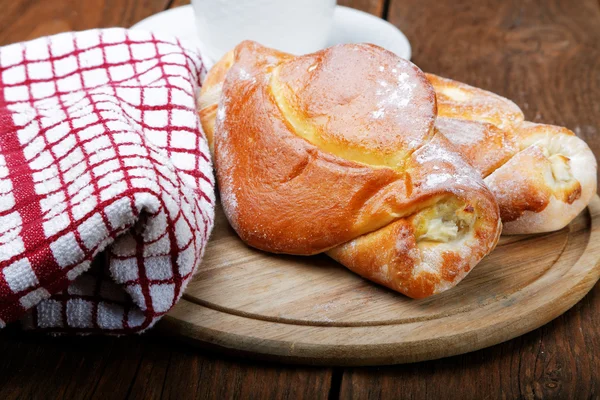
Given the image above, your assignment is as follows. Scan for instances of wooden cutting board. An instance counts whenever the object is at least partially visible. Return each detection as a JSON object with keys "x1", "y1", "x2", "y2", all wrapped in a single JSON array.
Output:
[{"x1": 160, "y1": 196, "x2": 600, "y2": 366}]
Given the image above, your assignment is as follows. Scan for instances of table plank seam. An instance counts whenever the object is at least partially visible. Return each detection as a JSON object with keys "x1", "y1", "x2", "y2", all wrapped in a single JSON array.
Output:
[
  {"x1": 328, "y1": 368, "x2": 343, "y2": 400},
  {"x1": 86, "y1": 339, "x2": 117, "y2": 400},
  {"x1": 159, "y1": 352, "x2": 174, "y2": 400},
  {"x1": 382, "y1": 0, "x2": 392, "y2": 20},
  {"x1": 164, "y1": 0, "x2": 177, "y2": 12},
  {"x1": 124, "y1": 350, "x2": 146, "y2": 400}
]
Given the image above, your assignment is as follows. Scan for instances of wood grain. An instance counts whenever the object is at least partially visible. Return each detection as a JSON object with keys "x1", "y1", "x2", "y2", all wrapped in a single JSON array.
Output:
[
  {"x1": 0, "y1": 1, "x2": 336, "y2": 398},
  {"x1": 340, "y1": 287, "x2": 600, "y2": 399},
  {"x1": 338, "y1": 0, "x2": 387, "y2": 17},
  {"x1": 0, "y1": 328, "x2": 333, "y2": 400},
  {"x1": 168, "y1": 0, "x2": 191, "y2": 9},
  {"x1": 336, "y1": 0, "x2": 600, "y2": 395},
  {"x1": 180, "y1": 219, "x2": 567, "y2": 325},
  {"x1": 0, "y1": 330, "x2": 132, "y2": 400},
  {"x1": 0, "y1": 0, "x2": 170, "y2": 46},
  {"x1": 161, "y1": 197, "x2": 600, "y2": 365},
  {"x1": 388, "y1": 0, "x2": 600, "y2": 188},
  {"x1": 0, "y1": 0, "x2": 598, "y2": 398}
]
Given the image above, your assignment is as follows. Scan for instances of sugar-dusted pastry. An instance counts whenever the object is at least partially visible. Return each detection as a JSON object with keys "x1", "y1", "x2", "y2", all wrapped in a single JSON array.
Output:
[
  {"x1": 199, "y1": 41, "x2": 501, "y2": 298},
  {"x1": 428, "y1": 74, "x2": 597, "y2": 234}
]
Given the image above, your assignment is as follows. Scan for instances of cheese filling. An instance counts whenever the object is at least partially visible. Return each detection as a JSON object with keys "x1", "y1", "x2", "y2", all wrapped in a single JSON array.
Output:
[
  {"x1": 549, "y1": 154, "x2": 573, "y2": 182},
  {"x1": 412, "y1": 200, "x2": 475, "y2": 244},
  {"x1": 419, "y1": 218, "x2": 459, "y2": 242},
  {"x1": 537, "y1": 146, "x2": 581, "y2": 203}
]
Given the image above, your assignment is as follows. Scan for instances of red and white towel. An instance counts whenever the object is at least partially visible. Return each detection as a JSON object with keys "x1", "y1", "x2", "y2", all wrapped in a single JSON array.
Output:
[{"x1": 0, "y1": 28, "x2": 215, "y2": 333}]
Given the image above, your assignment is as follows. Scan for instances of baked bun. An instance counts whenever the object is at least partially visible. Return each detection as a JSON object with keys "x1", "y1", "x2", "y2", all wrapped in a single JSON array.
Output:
[
  {"x1": 200, "y1": 42, "x2": 501, "y2": 298},
  {"x1": 428, "y1": 73, "x2": 597, "y2": 234}
]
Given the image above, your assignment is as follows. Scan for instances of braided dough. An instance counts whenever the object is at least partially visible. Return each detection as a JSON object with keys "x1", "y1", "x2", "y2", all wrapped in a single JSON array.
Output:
[
  {"x1": 199, "y1": 42, "x2": 501, "y2": 298},
  {"x1": 428, "y1": 74, "x2": 597, "y2": 234}
]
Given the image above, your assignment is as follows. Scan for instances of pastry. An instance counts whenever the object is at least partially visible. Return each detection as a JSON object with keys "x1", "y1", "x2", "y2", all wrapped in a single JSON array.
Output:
[
  {"x1": 428, "y1": 74, "x2": 597, "y2": 234},
  {"x1": 199, "y1": 41, "x2": 501, "y2": 298}
]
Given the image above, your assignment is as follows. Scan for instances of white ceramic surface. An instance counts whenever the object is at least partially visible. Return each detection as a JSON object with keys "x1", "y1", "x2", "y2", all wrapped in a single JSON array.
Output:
[
  {"x1": 131, "y1": 5, "x2": 412, "y2": 69},
  {"x1": 191, "y1": 0, "x2": 336, "y2": 61}
]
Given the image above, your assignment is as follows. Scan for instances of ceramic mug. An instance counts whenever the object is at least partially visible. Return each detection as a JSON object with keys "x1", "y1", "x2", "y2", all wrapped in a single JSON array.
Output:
[{"x1": 191, "y1": 0, "x2": 337, "y2": 62}]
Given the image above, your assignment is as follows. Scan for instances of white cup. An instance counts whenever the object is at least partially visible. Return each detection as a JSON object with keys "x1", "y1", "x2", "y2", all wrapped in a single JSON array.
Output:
[{"x1": 191, "y1": 0, "x2": 337, "y2": 62}]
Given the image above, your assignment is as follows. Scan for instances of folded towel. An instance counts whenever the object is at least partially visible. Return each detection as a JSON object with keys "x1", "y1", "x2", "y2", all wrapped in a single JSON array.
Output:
[{"x1": 0, "y1": 28, "x2": 215, "y2": 333}]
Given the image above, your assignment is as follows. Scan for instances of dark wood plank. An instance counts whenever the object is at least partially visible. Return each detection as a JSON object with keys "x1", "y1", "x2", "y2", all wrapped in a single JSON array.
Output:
[
  {"x1": 2, "y1": 0, "x2": 598, "y2": 399},
  {"x1": 340, "y1": 0, "x2": 600, "y2": 397},
  {"x1": 112, "y1": 338, "x2": 334, "y2": 400},
  {"x1": 169, "y1": 0, "x2": 191, "y2": 9},
  {"x1": 0, "y1": 2, "x2": 336, "y2": 399},
  {"x1": 127, "y1": 342, "x2": 172, "y2": 400},
  {"x1": 89, "y1": 338, "x2": 146, "y2": 400},
  {"x1": 0, "y1": 0, "x2": 170, "y2": 46},
  {"x1": 0, "y1": 328, "x2": 123, "y2": 400},
  {"x1": 0, "y1": 329, "x2": 334, "y2": 400},
  {"x1": 341, "y1": 287, "x2": 600, "y2": 399},
  {"x1": 0, "y1": 0, "x2": 160, "y2": 392},
  {"x1": 338, "y1": 0, "x2": 387, "y2": 17},
  {"x1": 161, "y1": 349, "x2": 332, "y2": 400},
  {"x1": 388, "y1": 0, "x2": 600, "y2": 185}
]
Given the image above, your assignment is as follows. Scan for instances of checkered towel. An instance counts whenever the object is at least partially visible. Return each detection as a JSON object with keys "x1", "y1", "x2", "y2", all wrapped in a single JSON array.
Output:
[{"x1": 0, "y1": 29, "x2": 215, "y2": 333}]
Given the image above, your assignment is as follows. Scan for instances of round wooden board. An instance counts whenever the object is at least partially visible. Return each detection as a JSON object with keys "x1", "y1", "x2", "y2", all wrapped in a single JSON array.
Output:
[{"x1": 160, "y1": 196, "x2": 600, "y2": 366}]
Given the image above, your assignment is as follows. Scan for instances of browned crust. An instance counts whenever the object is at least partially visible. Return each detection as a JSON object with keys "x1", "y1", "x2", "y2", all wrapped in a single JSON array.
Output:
[
  {"x1": 199, "y1": 50, "x2": 235, "y2": 149},
  {"x1": 338, "y1": 132, "x2": 500, "y2": 298},
  {"x1": 203, "y1": 42, "x2": 501, "y2": 298},
  {"x1": 435, "y1": 117, "x2": 519, "y2": 178},
  {"x1": 426, "y1": 73, "x2": 524, "y2": 130},
  {"x1": 485, "y1": 146, "x2": 553, "y2": 221},
  {"x1": 427, "y1": 73, "x2": 589, "y2": 227}
]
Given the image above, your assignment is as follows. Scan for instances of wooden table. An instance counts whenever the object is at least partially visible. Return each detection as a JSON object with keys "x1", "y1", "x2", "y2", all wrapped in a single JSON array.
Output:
[{"x1": 0, "y1": 0, "x2": 599, "y2": 398}]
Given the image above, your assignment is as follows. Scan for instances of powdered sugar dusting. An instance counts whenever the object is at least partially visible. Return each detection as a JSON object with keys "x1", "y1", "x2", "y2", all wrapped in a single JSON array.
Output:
[
  {"x1": 436, "y1": 117, "x2": 487, "y2": 146},
  {"x1": 369, "y1": 60, "x2": 436, "y2": 149},
  {"x1": 418, "y1": 246, "x2": 443, "y2": 275},
  {"x1": 237, "y1": 67, "x2": 256, "y2": 83},
  {"x1": 395, "y1": 224, "x2": 418, "y2": 256},
  {"x1": 484, "y1": 145, "x2": 545, "y2": 213},
  {"x1": 371, "y1": 108, "x2": 385, "y2": 119},
  {"x1": 214, "y1": 94, "x2": 238, "y2": 226},
  {"x1": 412, "y1": 133, "x2": 490, "y2": 196},
  {"x1": 429, "y1": 74, "x2": 525, "y2": 131},
  {"x1": 372, "y1": 263, "x2": 391, "y2": 284},
  {"x1": 424, "y1": 173, "x2": 452, "y2": 188},
  {"x1": 216, "y1": 106, "x2": 226, "y2": 123},
  {"x1": 376, "y1": 69, "x2": 415, "y2": 109},
  {"x1": 415, "y1": 143, "x2": 464, "y2": 165}
]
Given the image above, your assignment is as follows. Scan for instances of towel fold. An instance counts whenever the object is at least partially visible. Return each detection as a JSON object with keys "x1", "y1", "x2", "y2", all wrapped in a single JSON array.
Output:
[{"x1": 0, "y1": 28, "x2": 215, "y2": 333}]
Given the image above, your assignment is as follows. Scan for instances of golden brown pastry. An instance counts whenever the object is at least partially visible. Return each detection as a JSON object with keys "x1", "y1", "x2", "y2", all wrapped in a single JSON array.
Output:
[
  {"x1": 427, "y1": 74, "x2": 597, "y2": 234},
  {"x1": 199, "y1": 41, "x2": 501, "y2": 298}
]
